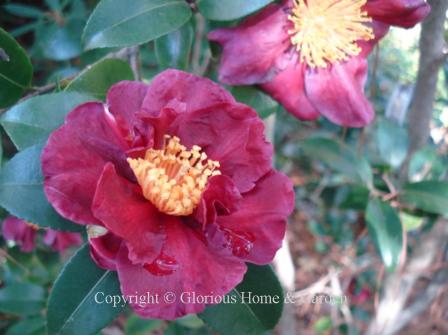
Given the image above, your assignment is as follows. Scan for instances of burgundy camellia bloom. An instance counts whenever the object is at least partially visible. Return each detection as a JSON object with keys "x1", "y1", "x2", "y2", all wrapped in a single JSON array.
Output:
[
  {"x1": 41, "y1": 70, "x2": 294, "y2": 320},
  {"x1": 2, "y1": 216, "x2": 37, "y2": 252},
  {"x1": 1, "y1": 216, "x2": 82, "y2": 252},
  {"x1": 43, "y1": 230, "x2": 83, "y2": 252},
  {"x1": 208, "y1": 0, "x2": 430, "y2": 127}
]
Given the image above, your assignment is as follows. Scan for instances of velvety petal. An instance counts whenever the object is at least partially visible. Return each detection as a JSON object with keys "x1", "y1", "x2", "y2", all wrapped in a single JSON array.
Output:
[
  {"x1": 91, "y1": 163, "x2": 165, "y2": 265},
  {"x1": 116, "y1": 219, "x2": 247, "y2": 320},
  {"x1": 304, "y1": 57, "x2": 374, "y2": 127},
  {"x1": 141, "y1": 70, "x2": 235, "y2": 117},
  {"x1": 42, "y1": 102, "x2": 130, "y2": 225},
  {"x1": 43, "y1": 230, "x2": 82, "y2": 252},
  {"x1": 208, "y1": 2, "x2": 291, "y2": 85},
  {"x1": 106, "y1": 81, "x2": 152, "y2": 147},
  {"x1": 365, "y1": 0, "x2": 430, "y2": 28},
  {"x1": 358, "y1": 20, "x2": 390, "y2": 57},
  {"x1": 260, "y1": 54, "x2": 320, "y2": 121},
  {"x1": 2, "y1": 216, "x2": 37, "y2": 252},
  {"x1": 169, "y1": 103, "x2": 273, "y2": 192},
  {"x1": 89, "y1": 232, "x2": 123, "y2": 271},
  {"x1": 210, "y1": 170, "x2": 294, "y2": 264},
  {"x1": 193, "y1": 175, "x2": 242, "y2": 227}
]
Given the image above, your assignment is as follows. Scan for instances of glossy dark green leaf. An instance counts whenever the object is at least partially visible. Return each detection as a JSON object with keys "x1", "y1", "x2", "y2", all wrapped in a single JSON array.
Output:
[
  {"x1": 4, "y1": 4, "x2": 44, "y2": 18},
  {"x1": 37, "y1": 20, "x2": 84, "y2": 61},
  {"x1": 375, "y1": 118, "x2": 408, "y2": 168},
  {"x1": 47, "y1": 244, "x2": 124, "y2": 335},
  {"x1": 0, "y1": 28, "x2": 32, "y2": 108},
  {"x1": 366, "y1": 198, "x2": 403, "y2": 271},
  {"x1": 401, "y1": 181, "x2": 448, "y2": 216},
  {"x1": 0, "y1": 145, "x2": 82, "y2": 232},
  {"x1": 197, "y1": 0, "x2": 274, "y2": 20},
  {"x1": 155, "y1": 22, "x2": 193, "y2": 70},
  {"x1": 230, "y1": 86, "x2": 278, "y2": 119},
  {"x1": 0, "y1": 283, "x2": 45, "y2": 315},
  {"x1": 301, "y1": 137, "x2": 373, "y2": 186},
  {"x1": 199, "y1": 264, "x2": 283, "y2": 335},
  {"x1": 124, "y1": 316, "x2": 163, "y2": 335},
  {"x1": 65, "y1": 58, "x2": 133, "y2": 99},
  {"x1": 83, "y1": 0, "x2": 192, "y2": 50},
  {"x1": 5, "y1": 316, "x2": 46, "y2": 335},
  {"x1": 1, "y1": 92, "x2": 94, "y2": 150}
]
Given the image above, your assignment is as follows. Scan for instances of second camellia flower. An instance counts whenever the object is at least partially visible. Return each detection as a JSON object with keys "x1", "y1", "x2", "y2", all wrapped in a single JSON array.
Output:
[
  {"x1": 41, "y1": 70, "x2": 294, "y2": 320},
  {"x1": 209, "y1": 0, "x2": 430, "y2": 127}
]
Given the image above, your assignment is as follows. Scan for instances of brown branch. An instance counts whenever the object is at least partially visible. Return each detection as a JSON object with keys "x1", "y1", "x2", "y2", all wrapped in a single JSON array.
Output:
[{"x1": 400, "y1": 0, "x2": 448, "y2": 180}]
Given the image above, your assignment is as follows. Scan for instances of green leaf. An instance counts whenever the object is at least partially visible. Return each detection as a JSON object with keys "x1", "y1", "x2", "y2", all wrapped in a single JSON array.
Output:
[
  {"x1": 199, "y1": 264, "x2": 283, "y2": 335},
  {"x1": 1, "y1": 92, "x2": 94, "y2": 151},
  {"x1": 65, "y1": 58, "x2": 134, "y2": 100},
  {"x1": 400, "y1": 212, "x2": 424, "y2": 232},
  {"x1": 366, "y1": 198, "x2": 403, "y2": 271},
  {"x1": 47, "y1": 244, "x2": 124, "y2": 335},
  {"x1": 125, "y1": 316, "x2": 163, "y2": 335},
  {"x1": 4, "y1": 4, "x2": 44, "y2": 18},
  {"x1": 301, "y1": 137, "x2": 373, "y2": 187},
  {"x1": 155, "y1": 22, "x2": 193, "y2": 70},
  {"x1": 408, "y1": 147, "x2": 446, "y2": 182},
  {"x1": 0, "y1": 283, "x2": 45, "y2": 315},
  {"x1": 375, "y1": 118, "x2": 408, "y2": 168},
  {"x1": 401, "y1": 181, "x2": 448, "y2": 216},
  {"x1": 83, "y1": 0, "x2": 192, "y2": 50},
  {"x1": 198, "y1": 0, "x2": 274, "y2": 21},
  {"x1": 0, "y1": 28, "x2": 33, "y2": 108},
  {"x1": 5, "y1": 316, "x2": 46, "y2": 335},
  {"x1": 314, "y1": 316, "x2": 332, "y2": 334},
  {"x1": 0, "y1": 145, "x2": 82, "y2": 232},
  {"x1": 230, "y1": 86, "x2": 278, "y2": 119},
  {"x1": 36, "y1": 20, "x2": 84, "y2": 61}
]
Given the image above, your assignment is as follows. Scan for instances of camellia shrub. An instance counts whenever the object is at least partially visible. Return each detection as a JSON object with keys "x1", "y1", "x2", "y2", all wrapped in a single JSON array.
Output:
[{"x1": 1, "y1": 0, "x2": 447, "y2": 334}]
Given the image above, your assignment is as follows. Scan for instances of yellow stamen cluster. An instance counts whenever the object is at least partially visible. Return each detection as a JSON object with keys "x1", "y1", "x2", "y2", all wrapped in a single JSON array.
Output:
[
  {"x1": 288, "y1": 0, "x2": 374, "y2": 68},
  {"x1": 127, "y1": 135, "x2": 221, "y2": 216}
]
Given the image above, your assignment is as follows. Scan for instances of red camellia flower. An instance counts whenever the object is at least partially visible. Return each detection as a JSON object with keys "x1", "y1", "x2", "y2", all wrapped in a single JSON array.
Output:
[
  {"x1": 1, "y1": 216, "x2": 82, "y2": 252},
  {"x1": 208, "y1": 0, "x2": 430, "y2": 127},
  {"x1": 2, "y1": 216, "x2": 37, "y2": 252},
  {"x1": 41, "y1": 70, "x2": 294, "y2": 319}
]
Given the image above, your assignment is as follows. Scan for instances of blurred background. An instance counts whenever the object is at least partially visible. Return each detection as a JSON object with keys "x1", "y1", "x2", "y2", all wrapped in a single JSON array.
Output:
[{"x1": 0, "y1": 0, "x2": 448, "y2": 334}]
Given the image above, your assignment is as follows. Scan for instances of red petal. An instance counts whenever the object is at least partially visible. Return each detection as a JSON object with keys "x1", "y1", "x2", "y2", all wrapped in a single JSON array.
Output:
[
  {"x1": 260, "y1": 54, "x2": 320, "y2": 120},
  {"x1": 358, "y1": 20, "x2": 390, "y2": 57},
  {"x1": 208, "y1": 3, "x2": 291, "y2": 85},
  {"x1": 106, "y1": 81, "x2": 151, "y2": 147},
  {"x1": 365, "y1": 0, "x2": 430, "y2": 28},
  {"x1": 141, "y1": 69, "x2": 235, "y2": 117},
  {"x1": 2, "y1": 216, "x2": 36, "y2": 252},
  {"x1": 91, "y1": 163, "x2": 164, "y2": 264},
  {"x1": 43, "y1": 230, "x2": 82, "y2": 252},
  {"x1": 89, "y1": 232, "x2": 123, "y2": 270},
  {"x1": 193, "y1": 175, "x2": 242, "y2": 227},
  {"x1": 211, "y1": 170, "x2": 294, "y2": 264},
  {"x1": 304, "y1": 57, "x2": 374, "y2": 127},
  {"x1": 169, "y1": 103, "x2": 273, "y2": 192},
  {"x1": 42, "y1": 102, "x2": 129, "y2": 225},
  {"x1": 116, "y1": 220, "x2": 246, "y2": 319}
]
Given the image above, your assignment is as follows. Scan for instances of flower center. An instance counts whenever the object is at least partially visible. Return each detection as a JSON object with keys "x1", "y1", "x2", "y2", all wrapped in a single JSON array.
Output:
[
  {"x1": 127, "y1": 135, "x2": 221, "y2": 216},
  {"x1": 288, "y1": 0, "x2": 374, "y2": 68}
]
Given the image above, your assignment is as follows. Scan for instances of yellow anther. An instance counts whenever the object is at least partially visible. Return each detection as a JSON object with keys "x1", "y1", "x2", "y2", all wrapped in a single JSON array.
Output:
[
  {"x1": 128, "y1": 136, "x2": 221, "y2": 216},
  {"x1": 288, "y1": 0, "x2": 374, "y2": 68}
]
